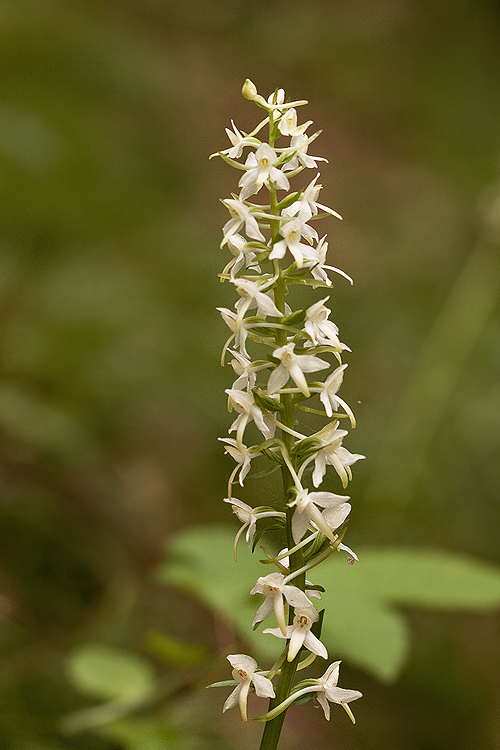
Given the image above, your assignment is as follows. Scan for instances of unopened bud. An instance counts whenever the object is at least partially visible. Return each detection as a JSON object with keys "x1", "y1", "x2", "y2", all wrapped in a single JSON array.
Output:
[{"x1": 242, "y1": 79, "x2": 258, "y2": 100}]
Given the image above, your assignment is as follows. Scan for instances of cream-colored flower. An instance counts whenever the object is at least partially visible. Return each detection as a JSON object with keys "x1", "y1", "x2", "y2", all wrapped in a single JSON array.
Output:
[
  {"x1": 251, "y1": 572, "x2": 312, "y2": 636},
  {"x1": 288, "y1": 488, "x2": 351, "y2": 543},
  {"x1": 223, "y1": 654, "x2": 275, "y2": 722},
  {"x1": 263, "y1": 604, "x2": 328, "y2": 661},
  {"x1": 238, "y1": 143, "x2": 290, "y2": 200},
  {"x1": 312, "y1": 423, "x2": 365, "y2": 488},
  {"x1": 268, "y1": 342, "x2": 329, "y2": 398}
]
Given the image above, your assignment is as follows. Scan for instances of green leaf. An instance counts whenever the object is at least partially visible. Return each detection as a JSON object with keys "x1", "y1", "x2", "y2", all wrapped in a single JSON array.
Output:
[
  {"x1": 66, "y1": 644, "x2": 155, "y2": 704},
  {"x1": 144, "y1": 632, "x2": 206, "y2": 668},
  {"x1": 159, "y1": 525, "x2": 500, "y2": 683},
  {"x1": 98, "y1": 717, "x2": 177, "y2": 750}
]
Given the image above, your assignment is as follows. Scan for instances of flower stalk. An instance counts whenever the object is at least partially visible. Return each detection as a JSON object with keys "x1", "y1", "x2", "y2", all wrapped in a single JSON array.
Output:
[{"x1": 212, "y1": 80, "x2": 364, "y2": 750}]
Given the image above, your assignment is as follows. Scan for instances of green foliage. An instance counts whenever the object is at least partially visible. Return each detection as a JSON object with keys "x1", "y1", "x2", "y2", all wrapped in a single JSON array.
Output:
[
  {"x1": 66, "y1": 644, "x2": 155, "y2": 703},
  {"x1": 63, "y1": 645, "x2": 155, "y2": 732},
  {"x1": 160, "y1": 525, "x2": 500, "y2": 681}
]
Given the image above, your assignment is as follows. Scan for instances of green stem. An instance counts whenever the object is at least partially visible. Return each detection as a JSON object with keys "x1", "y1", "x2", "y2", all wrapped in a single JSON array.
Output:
[{"x1": 258, "y1": 182, "x2": 305, "y2": 750}]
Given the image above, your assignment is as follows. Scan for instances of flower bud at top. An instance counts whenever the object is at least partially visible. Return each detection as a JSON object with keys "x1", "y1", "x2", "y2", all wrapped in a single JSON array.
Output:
[{"x1": 242, "y1": 79, "x2": 258, "y2": 100}]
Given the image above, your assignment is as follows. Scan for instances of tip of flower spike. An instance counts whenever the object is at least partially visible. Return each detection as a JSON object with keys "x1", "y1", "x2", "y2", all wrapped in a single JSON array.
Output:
[{"x1": 242, "y1": 79, "x2": 258, "y2": 100}]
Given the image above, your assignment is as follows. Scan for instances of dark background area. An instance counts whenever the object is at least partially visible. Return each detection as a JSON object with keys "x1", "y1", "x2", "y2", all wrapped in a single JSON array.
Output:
[{"x1": 1, "y1": 1, "x2": 500, "y2": 748}]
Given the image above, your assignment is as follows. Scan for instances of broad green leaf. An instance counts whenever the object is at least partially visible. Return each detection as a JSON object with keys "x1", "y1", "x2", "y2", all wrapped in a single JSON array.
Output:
[
  {"x1": 66, "y1": 644, "x2": 154, "y2": 704},
  {"x1": 160, "y1": 525, "x2": 500, "y2": 682},
  {"x1": 144, "y1": 632, "x2": 207, "y2": 668},
  {"x1": 98, "y1": 717, "x2": 177, "y2": 750}
]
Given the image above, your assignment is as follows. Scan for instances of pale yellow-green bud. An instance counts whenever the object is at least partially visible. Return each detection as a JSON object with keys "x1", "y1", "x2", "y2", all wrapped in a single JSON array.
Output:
[{"x1": 242, "y1": 79, "x2": 258, "y2": 101}]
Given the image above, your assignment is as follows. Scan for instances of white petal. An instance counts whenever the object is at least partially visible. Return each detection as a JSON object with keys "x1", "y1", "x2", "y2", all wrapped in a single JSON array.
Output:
[{"x1": 252, "y1": 673, "x2": 276, "y2": 699}]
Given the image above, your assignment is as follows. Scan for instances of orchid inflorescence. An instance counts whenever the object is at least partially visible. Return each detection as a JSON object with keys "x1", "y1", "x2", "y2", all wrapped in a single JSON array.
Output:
[{"x1": 209, "y1": 80, "x2": 363, "y2": 745}]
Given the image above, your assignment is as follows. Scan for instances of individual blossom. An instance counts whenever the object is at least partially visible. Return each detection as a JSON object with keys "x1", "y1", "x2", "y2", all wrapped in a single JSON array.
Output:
[
  {"x1": 217, "y1": 307, "x2": 250, "y2": 358},
  {"x1": 310, "y1": 661, "x2": 363, "y2": 722},
  {"x1": 283, "y1": 132, "x2": 327, "y2": 172},
  {"x1": 223, "y1": 497, "x2": 286, "y2": 560},
  {"x1": 312, "y1": 423, "x2": 365, "y2": 488},
  {"x1": 223, "y1": 654, "x2": 275, "y2": 722},
  {"x1": 226, "y1": 388, "x2": 274, "y2": 448},
  {"x1": 317, "y1": 364, "x2": 356, "y2": 427},
  {"x1": 269, "y1": 217, "x2": 318, "y2": 268},
  {"x1": 284, "y1": 173, "x2": 342, "y2": 223},
  {"x1": 221, "y1": 198, "x2": 266, "y2": 247},
  {"x1": 304, "y1": 297, "x2": 349, "y2": 350},
  {"x1": 223, "y1": 234, "x2": 261, "y2": 278},
  {"x1": 250, "y1": 572, "x2": 313, "y2": 636},
  {"x1": 303, "y1": 235, "x2": 353, "y2": 287},
  {"x1": 239, "y1": 143, "x2": 290, "y2": 200},
  {"x1": 277, "y1": 107, "x2": 312, "y2": 137},
  {"x1": 220, "y1": 120, "x2": 264, "y2": 159},
  {"x1": 232, "y1": 278, "x2": 282, "y2": 325},
  {"x1": 227, "y1": 349, "x2": 262, "y2": 390},
  {"x1": 219, "y1": 438, "x2": 258, "y2": 486},
  {"x1": 267, "y1": 342, "x2": 329, "y2": 398},
  {"x1": 288, "y1": 488, "x2": 351, "y2": 543},
  {"x1": 263, "y1": 604, "x2": 328, "y2": 662}
]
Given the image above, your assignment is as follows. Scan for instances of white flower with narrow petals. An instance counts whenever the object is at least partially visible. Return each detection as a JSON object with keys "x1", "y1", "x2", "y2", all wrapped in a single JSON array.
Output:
[
  {"x1": 278, "y1": 108, "x2": 312, "y2": 137},
  {"x1": 283, "y1": 133, "x2": 328, "y2": 172},
  {"x1": 226, "y1": 388, "x2": 275, "y2": 447},
  {"x1": 239, "y1": 143, "x2": 290, "y2": 200},
  {"x1": 223, "y1": 654, "x2": 275, "y2": 722},
  {"x1": 284, "y1": 174, "x2": 342, "y2": 223},
  {"x1": 312, "y1": 423, "x2": 365, "y2": 488},
  {"x1": 222, "y1": 120, "x2": 261, "y2": 159},
  {"x1": 288, "y1": 488, "x2": 351, "y2": 543},
  {"x1": 224, "y1": 234, "x2": 261, "y2": 278},
  {"x1": 304, "y1": 297, "x2": 349, "y2": 350},
  {"x1": 221, "y1": 199, "x2": 265, "y2": 247},
  {"x1": 217, "y1": 307, "x2": 250, "y2": 357},
  {"x1": 228, "y1": 349, "x2": 262, "y2": 390},
  {"x1": 304, "y1": 235, "x2": 353, "y2": 287},
  {"x1": 313, "y1": 661, "x2": 363, "y2": 722},
  {"x1": 268, "y1": 342, "x2": 329, "y2": 398},
  {"x1": 223, "y1": 497, "x2": 285, "y2": 559},
  {"x1": 232, "y1": 278, "x2": 282, "y2": 324},
  {"x1": 250, "y1": 572, "x2": 312, "y2": 636},
  {"x1": 317, "y1": 364, "x2": 356, "y2": 427},
  {"x1": 219, "y1": 438, "x2": 257, "y2": 486},
  {"x1": 264, "y1": 604, "x2": 328, "y2": 662},
  {"x1": 269, "y1": 218, "x2": 318, "y2": 268}
]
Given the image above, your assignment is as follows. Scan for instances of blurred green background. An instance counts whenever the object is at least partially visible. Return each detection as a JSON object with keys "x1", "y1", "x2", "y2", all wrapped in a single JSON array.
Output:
[{"x1": 1, "y1": 1, "x2": 500, "y2": 748}]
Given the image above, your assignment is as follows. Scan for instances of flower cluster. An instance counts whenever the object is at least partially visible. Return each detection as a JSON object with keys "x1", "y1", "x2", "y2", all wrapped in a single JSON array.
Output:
[{"x1": 209, "y1": 81, "x2": 363, "y2": 736}]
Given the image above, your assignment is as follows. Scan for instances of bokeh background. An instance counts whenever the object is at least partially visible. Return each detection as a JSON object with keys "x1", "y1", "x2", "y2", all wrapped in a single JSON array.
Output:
[{"x1": 1, "y1": 1, "x2": 500, "y2": 748}]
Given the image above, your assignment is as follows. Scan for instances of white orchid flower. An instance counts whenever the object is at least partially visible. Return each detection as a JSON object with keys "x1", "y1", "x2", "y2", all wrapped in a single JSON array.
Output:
[
  {"x1": 268, "y1": 342, "x2": 329, "y2": 398},
  {"x1": 282, "y1": 132, "x2": 328, "y2": 171},
  {"x1": 284, "y1": 174, "x2": 342, "y2": 223},
  {"x1": 312, "y1": 661, "x2": 363, "y2": 722},
  {"x1": 317, "y1": 364, "x2": 356, "y2": 427},
  {"x1": 264, "y1": 604, "x2": 328, "y2": 662},
  {"x1": 277, "y1": 107, "x2": 312, "y2": 137},
  {"x1": 312, "y1": 423, "x2": 365, "y2": 488},
  {"x1": 269, "y1": 217, "x2": 318, "y2": 268},
  {"x1": 288, "y1": 488, "x2": 351, "y2": 543},
  {"x1": 223, "y1": 654, "x2": 275, "y2": 722},
  {"x1": 232, "y1": 278, "x2": 282, "y2": 326},
  {"x1": 250, "y1": 572, "x2": 313, "y2": 636},
  {"x1": 223, "y1": 497, "x2": 286, "y2": 560},
  {"x1": 304, "y1": 235, "x2": 353, "y2": 287},
  {"x1": 221, "y1": 198, "x2": 265, "y2": 247},
  {"x1": 304, "y1": 297, "x2": 347, "y2": 350},
  {"x1": 226, "y1": 387, "x2": 274, "y2": 448},
  {"x1": 238, "y1": 143, "x2": 290, "y2": 200}
]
